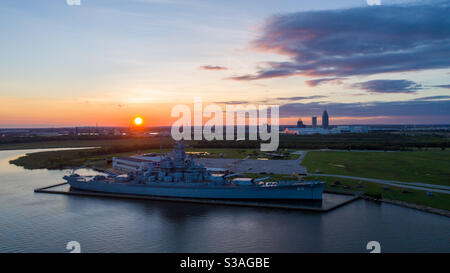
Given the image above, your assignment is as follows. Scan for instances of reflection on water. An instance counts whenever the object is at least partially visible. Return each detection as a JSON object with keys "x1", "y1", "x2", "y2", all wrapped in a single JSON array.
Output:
[{"x1": 0, "y1": 149, "x2": 449, "y2": 253}]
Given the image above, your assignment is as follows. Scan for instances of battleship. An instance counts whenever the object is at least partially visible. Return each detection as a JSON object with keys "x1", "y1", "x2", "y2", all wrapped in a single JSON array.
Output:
[{"x1": 64, "y1": 141, "x2": 325, "y2": 200}]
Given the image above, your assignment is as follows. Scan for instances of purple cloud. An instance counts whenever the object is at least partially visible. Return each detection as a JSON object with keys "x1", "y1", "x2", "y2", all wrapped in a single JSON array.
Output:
[
  {"x1": 213, "y1": 100, "x2": 250, "y2": 105},
  {"x1": 214, "y1": 95, "x2": 327, "y2": 105},
  {"x1": 352, "y1": 80, "x2": 423, "y2": 94},
  {"x1": 279, "y1": 98, "x2": 450, "y2": 119},
  {"x1": 229, "y1": 2, "x2": 450, "y2": 80},
  {"x1": 306, "y1": 78, "x2": 346, "y2": 87},
  {"x1": 433, "y1": 84, "x2": 450, "y2": 89},
  {"x1": 227, "y1": 69, "x2": 294, "y2": 80},
  {"x1": 274, "y1": 95, "x2": 326, "y2": 101},
  {"x1": 199, "y1": 65, "x2": 228, "y2": 71},
  {"x1": 413, "y1": 96, "x2": 450, "y2": 101},
  {"x1": 213, "y1": 97, "x2": 450, "y2": 122}
]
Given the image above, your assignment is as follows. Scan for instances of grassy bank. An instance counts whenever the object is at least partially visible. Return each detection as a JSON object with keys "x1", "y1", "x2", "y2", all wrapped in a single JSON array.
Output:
[
  {"x1": 0, "y1": 138, "x2": 166, "y2": 151},
  {"x1": 312, "y1": 175, "x2": 450, "y2": 212},
  {"x1": 6, "y1": 139, "x2": 448, "y2": 211},
  {"x1": 245, "y1": 173, "x2": 449, "y2": 211},
  {"x1": 2, "y1": 132, "x2": 449, "y2": 151},
  {"x1": 302, "y1": 150, "x2": 450, "y2": 186},
  {"x1": 9, "y1": 147, "x2": 297, "y2": 170}
]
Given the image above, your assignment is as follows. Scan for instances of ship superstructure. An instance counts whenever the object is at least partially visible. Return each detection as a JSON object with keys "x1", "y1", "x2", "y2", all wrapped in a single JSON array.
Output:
[{"x1": 64, "y1": 141, "x2": 325, "y2": 200}]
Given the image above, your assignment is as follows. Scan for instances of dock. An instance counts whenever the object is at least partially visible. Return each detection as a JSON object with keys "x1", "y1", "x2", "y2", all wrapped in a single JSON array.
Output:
[{"x1": 34, "y1": 183, "x2": 360, "y2": 212}]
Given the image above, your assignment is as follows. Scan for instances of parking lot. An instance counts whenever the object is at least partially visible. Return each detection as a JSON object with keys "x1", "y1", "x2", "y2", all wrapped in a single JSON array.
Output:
[{"x1": 197, "y1": 151, "x2": 308, "y2": 174}]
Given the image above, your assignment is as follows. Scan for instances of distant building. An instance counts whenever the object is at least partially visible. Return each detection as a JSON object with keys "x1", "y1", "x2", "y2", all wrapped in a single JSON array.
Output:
[
  {"x1": 322, "y1": 111, "x2": 329, "y2": 129},
  {"x1": 112, "y1": 153, "x2": 230, "y2": 174},
  {"x1": 113, "y1": 154, "x2": 161, "y2": 172},
  {"x1": 312, "y1": 116, "x2": 317, "y2": 128},
  {"x1": 282, "y1": 110, "x2": 368, "y2": 135},
  {"x1": 336, "y1": 126, "x2": 370, "y2": 133},
  {"x1": 297, "y1": 118, "x2": 305, "y2": 128},
  {"x1": 283, "y1": 127, "x2": 342, "y2": 135},
  {"x1": 33, "y1": 132, "x2": 61, "y2": 137}
]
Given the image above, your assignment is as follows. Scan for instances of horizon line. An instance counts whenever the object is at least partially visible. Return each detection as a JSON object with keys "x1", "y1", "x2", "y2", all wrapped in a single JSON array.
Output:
[{"x1": 1, "y1": 124, "x2": 450, "y2": 130}]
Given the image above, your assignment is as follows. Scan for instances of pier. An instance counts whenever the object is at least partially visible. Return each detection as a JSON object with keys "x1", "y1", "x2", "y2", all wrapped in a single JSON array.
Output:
[{"x1": 34, "y1": 183, "x2": 360, "y2": 212}]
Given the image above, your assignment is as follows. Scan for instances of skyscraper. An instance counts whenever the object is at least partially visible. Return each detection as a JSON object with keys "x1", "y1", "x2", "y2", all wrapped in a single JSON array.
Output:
[
  {"x1": 322, "y1": 110, "x2": 329, "y2": 129},
  {"x1": 297, "y1": 118, "x2": 305, "y2": 128},
  {"x1": 312, "y1": 116, "x2": 317, "y2": 128}
]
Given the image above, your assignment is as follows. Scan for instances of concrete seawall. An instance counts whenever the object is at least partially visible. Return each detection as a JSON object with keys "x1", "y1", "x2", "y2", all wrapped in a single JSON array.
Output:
[{"x1": 34, "y1": 183, "x2": 359, "y2": 212}]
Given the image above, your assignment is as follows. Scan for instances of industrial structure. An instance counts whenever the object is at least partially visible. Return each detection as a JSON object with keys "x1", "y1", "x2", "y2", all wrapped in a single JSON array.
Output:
[
  {"x1": 322, "y1": 110, "x2": 329, "y2": 129},
  {"x1": 283, "y1": 110, "x2": 370, "y2": 135},
  {"x1": 312, "y1": 116, "x2": 317, "y2": 128},
  {"x1": 112, "y1": 154, "x2": 161, "y2": 172}
]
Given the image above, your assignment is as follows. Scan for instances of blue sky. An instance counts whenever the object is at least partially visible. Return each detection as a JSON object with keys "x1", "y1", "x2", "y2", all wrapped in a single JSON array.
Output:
[{"x1": 0, "y1": 0, "x2": 449, "y2": 127}]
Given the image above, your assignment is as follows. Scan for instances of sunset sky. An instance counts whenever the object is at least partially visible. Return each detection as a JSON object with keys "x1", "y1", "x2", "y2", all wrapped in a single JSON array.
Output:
[{"x1": 0, "y1": 0, "x2": 449, "y2": 127}]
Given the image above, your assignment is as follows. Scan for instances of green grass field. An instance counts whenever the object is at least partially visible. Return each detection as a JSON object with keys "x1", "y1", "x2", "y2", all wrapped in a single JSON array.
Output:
[
  {"x1": 9, "y1": 147, "x2": 298, "y2": 170},
  {"x1": 8, "y1": 147, "x2": 449, "y2": 211},
  {"x1": 307, "y1": 175, "x2": 450, "y2": 211},
  {"x1": 0, "y1": 139, "x2": 158, "y2": 150},
  {"x1": 244, "y1": 173, "x2": 450, "y2": 211},
  {"x1": 302, "y1": 150, "x2": 450, "y2": 186}
]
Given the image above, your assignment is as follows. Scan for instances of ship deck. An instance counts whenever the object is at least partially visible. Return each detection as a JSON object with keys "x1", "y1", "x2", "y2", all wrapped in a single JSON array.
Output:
[{"x1": 34, "y1": 182, "x2": 360, "y2": 212}]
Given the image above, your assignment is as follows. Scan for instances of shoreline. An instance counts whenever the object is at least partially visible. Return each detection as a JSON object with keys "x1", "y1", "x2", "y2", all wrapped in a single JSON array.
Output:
[
  {"x1": 5, "y1": 148, "x2": 449, "y2": 215},
  {"x1": 361, "y1": 195, "x2": 450, "y2": 218}
]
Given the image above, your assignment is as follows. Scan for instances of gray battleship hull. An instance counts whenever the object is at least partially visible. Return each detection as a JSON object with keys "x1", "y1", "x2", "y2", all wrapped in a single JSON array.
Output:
[{"x1": 68, "y1": 180, "x2": 325, "y2": 200}]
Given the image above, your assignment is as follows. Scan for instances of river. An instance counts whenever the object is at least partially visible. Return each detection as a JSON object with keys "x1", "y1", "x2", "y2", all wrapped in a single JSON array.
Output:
[{"x1": 0, "y1": 149, "x2": 448, "y2": 253}]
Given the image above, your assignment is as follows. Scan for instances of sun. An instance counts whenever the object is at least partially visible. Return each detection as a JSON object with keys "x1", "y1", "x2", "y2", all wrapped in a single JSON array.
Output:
[{"x1": 133, "y1": 117, "x2": 143, "y2": 126}]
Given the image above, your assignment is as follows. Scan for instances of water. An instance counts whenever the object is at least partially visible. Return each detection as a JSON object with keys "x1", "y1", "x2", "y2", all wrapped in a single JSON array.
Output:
[{"x1": 0, "y1": 149, "x2": 449, "y2": 253}]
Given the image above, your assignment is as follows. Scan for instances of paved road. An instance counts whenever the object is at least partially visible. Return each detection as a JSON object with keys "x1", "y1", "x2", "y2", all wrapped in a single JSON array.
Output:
[
  {"x1": 300, "y1": 150, "x2": 450, "y2": 194},
  {"x1": 307, "y1": 173, "x2": 450, "y2": 194},
  {"x1": 392, "y1": 182, "x2": 450, "y2": 190},
  {"x1": 198, "y1": 150, "x2": 450, "y2": 194},
  {"x1": 198, "y1": 151, "x2": 308, "y2": 175},
  {"x1": 199, "y1": 158, "x2": 307, "y2": 175}
]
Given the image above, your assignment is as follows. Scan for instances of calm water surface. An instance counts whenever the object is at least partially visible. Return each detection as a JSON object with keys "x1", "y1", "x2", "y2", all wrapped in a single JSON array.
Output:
[{"x1": 0, "y1": 149, "x2": 449, "y2": 253}]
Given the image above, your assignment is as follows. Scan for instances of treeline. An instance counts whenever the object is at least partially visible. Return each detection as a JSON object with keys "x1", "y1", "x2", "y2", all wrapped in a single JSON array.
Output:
[
  {"x1": 2, "y1": 132, "x2": 449, "y2": 152},
  {"x1": 0, "y1": 135, "x2": 130, "y2": 145},
  {"x1": 9, "y1": 133, "x2": 449, "y2": 170},
  {"x1": 188, "y1": 133, "x2": 450, "y2": 151}
]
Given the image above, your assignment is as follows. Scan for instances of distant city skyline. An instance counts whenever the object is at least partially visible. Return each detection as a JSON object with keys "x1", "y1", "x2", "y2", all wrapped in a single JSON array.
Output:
[
  {"x1": 322, "y1": 111, "x2": 329, "y2": 129},
  {"x1": 0, "y1": 0, "x2": 449, "y2": 127}
]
